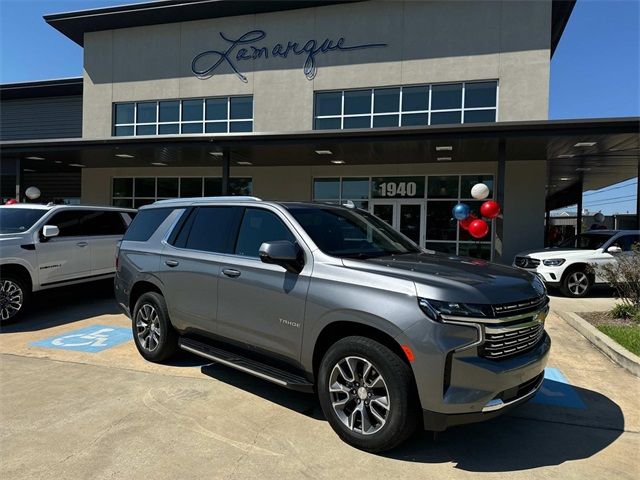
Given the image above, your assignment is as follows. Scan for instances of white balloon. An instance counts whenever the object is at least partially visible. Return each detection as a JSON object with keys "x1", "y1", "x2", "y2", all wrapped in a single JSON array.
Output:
[
  {"x1": 25, "y1": 186, "x2": 41, "y2": 200},
  {"x1": 471, "y1": 183, "x2": 490, "y2": 200},
  {"x1": 594, "y1": 212, "x2": 605, "y2": 223}
]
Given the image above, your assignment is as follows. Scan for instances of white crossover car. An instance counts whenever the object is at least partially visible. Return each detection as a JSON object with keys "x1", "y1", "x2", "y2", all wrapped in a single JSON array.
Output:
[
  {"x1": 0, "y1": 204, "x2": 136, "y2": 321},
  {"x1": 514, "y1": 230, "x2": 640, "y2": 297}
]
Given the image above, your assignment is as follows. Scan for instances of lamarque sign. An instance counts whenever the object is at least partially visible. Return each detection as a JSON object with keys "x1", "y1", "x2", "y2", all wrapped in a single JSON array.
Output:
[{"x1": 191, "y1": 30, "x2": 387, "y2": 82}]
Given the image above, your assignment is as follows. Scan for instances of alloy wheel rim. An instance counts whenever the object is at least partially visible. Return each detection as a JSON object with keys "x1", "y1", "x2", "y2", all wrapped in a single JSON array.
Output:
[
  {"x1": 0, "y1": 280, "x2": 23, "y2": 320},
  {"x1": 329, "y1": 356, "x2": 390, "y2": 435},
  {"x1": 135, "y1": 304, "x2": 161, "y2": 352},
  {"x1": 568, "y1": 272, "x2": 589, "y2": 295}
]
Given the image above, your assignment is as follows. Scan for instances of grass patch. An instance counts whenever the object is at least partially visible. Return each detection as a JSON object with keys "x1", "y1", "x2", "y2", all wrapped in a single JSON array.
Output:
[{"x1": 597, "y1": 324, "x2": 640, "y2": 356}]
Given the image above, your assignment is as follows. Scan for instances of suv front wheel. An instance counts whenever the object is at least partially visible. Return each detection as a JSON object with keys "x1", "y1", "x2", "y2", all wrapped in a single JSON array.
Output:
[
  {"x1": 132, "y1": 292, "x2": 179, "y2": 362},
  {"x1": 0, "y1": 274, "x2": 28, "y2": 323},
  {"x1": 561, "y1": 267, "x2": 593, "y2": 298},
  {"x1": 317, "y1": 336, "x2": 418, "y2": 452}
]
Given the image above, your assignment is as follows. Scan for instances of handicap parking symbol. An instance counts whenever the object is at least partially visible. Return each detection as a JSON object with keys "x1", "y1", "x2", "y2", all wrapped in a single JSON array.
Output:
[
  {"x1": 31, "y1": 325, "x2": 132, "y2": 352},
  {"x1": 531, "y1": 367, "x2": 586, "y2": 409}
]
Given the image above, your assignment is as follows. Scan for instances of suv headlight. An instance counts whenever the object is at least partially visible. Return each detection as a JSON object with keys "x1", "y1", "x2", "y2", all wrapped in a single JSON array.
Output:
[
  {"x1": 543, "y1": 259, "x2": 565, "y2": 266},
  {"x1": 418, "y1": 298, "x2": 492, "y2": 321}
]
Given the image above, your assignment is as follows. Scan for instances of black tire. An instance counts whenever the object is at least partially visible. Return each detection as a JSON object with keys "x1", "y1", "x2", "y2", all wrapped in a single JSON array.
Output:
[
  {"x1": 132, "y1": 292, "x2": 179, "y2": 362},
  {"x1": 560, "y1": 267, "x2": 593, "y2": 298},
  {"x1": 317, "y1": 336, "x2": 419, "y2": 452},
  {"x1": 0, "y1": 273, "x2": 29, "y2": 324}
]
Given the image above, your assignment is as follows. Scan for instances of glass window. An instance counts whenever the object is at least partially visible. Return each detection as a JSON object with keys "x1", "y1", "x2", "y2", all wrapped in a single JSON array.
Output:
[
  {"x1": 343, "y1": 116, "x2": 371, "y2": 129},
  {"x1": 113, "y1": 178, "x2": 133, "y2": 198},
  {"x1": 112, "y1": 199, "x2": 133, "y2": 208},
  {"x1": 373, "y1": 115, "x2": 399, "y2": 128},
  {"x1": 184, "y1": 207, "x2": 242, "y2": 254},
  {"x1": 47, "y1": 211, "x2": 86, "y2": 237},
  {"x1": 182, "y1": 100, "x2": 203, "y2": 121},
  {"x1": 461, "y1": 175, "x2": 493, "y2": 199},
  {"x1": 180, "y1": 178, "x2": 202, "y2": 197},
  {"x1": 344, "y1": 90, "x2": 371, "y2": 115},
  {"x1": 612, "y1": 235, "x2": 640, "y2": 251},
  {"x1": 0, "y1": 208, "x2": 47, "y2": 234},
  {"x1": 206, "y1": 98, "x2": 227, "y2": 121},
  {"x1": 115, "y1": 103, "x2": 134, "y2": 124},
  {"x1": 235, "y1": 208, "x2": 296, "y2": 258},
  {"x1": 464, "y1": 81, "x2": 497, "y2": 108},
  {"x1": 135, "y1": 178, "x2": 155, "y2": 198},
  {"x1": 136, "y1": 125, "x2": 156, "y2": 136},
  {"x1": 314, "y1": 178, "x2": 340, "y2": 200},
  {"x1": 204, "y1": 178, "x2": 222, "y2": 196},
  {"x1": 459, "y1": 243, "x2": 491, "y2": 260},
  {"x1": 229, "y1": 178, "x2": 253, "y2": 196},
  {"x1": 158, "y1": 124, "x2": 179, "y2": 134},
  {"x1": 315, "y1": 117, "x2": 341, "y2": 130},
  {"x1": 428, "y1": 176, "x2": 459, "y2": 198},
  {"x1": 181, "y1": 123, "x2": 203, "y2": 134},
  {"x1": 159, "y1": 101, "x2": 179, "y2": 122},
  {"x1": 229, "y1": 121, "x2": 252, "y2": 133},
  {"x1": 401, "y1": 113, "x2": 428, "y2": 126},
  {"x1": 123, "y1": 208, "x2": 173, "y2": 242},
  {"x1": 82, "y1": 211, "x2": 127, "y2": 236},
  {"x1": 431, "y1": 111, "x2": 461, "y2": 125},
  {"x1": 425, "y1": 242, "x2": 457, "y2": 255},
  {"x1": 342, "y1": 178, "x2": 370, "y2": 200},
  {"x1": 206, "y1": 122, "x2": 228, "y2": 133},
  {"x1": 426, "y1": 201, "x2": 458, "y2": 241},
  {"x1": 115, "y1": 126, "x2": 134, "y2": 136},
  {"x1": 315, "y1": 91, "x2": 342, "y2": 117},
  {"x1": 230, "y1": 96, "x2": 252, "y2": 119},
  {"x1": 373, "y1": 88, "x2": 399, "y2": 113},
  {"x1": 157, "y1": 178, "x2": 179, "y2": 198},
  {"x1": 136, "y1": 102, "x2": 156, "y2": 123},
  {"x1": 402, "y1": 86, "x2": 429, "y2": 111},
  {"x1": 431, "y1": 84, "x2": 462, "y2": 110},
  {"x1": 464, "y1": 110, "x2": 496, "y2": 123},
  {"x1": 134, "y1": 199, "x2": 155, "y2": 209}
]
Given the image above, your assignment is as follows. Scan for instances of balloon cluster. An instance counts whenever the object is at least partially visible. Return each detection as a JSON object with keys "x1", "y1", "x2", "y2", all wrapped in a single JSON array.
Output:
[{"x1": 451, "y1": 183, "x2": 501, "y2": 239}]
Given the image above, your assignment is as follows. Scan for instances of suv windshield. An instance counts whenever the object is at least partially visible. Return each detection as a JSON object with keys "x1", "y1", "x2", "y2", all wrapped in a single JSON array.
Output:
[
  {"x1": 0, "y1": 208, "x2": 47, "y2": 234},
  {"x1": 558, "y1": 232, "x2": 615, "y2": 250},
  {"x1": 287, "y1": 205, "x2": 421, "y2": 259}
]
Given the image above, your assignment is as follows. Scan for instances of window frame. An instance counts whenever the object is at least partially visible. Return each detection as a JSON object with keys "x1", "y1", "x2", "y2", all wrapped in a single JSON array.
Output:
[
  {"x1": 313, "y1": 80, "x2": 499, "y2": 130},
  {"x1": 113, "y1": 95, "x2": 254, "y2": 137}
]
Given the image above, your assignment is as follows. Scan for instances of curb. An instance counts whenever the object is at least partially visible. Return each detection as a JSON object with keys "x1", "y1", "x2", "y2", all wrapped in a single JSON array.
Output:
[{"x1": 556, "y1": 310, "x2": 640, "y2": 377}]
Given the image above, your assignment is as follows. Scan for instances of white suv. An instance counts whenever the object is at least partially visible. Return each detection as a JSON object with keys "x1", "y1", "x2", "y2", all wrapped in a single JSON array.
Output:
[
  {"x1": 514, "y1": 230, "x2": 640, "y2": 297},
  {"x1": 0, "y1": 204, "x2": 136, "y2": 321}
]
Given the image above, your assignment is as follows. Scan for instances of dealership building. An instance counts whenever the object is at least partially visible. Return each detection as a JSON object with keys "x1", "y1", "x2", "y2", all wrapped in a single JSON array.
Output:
[{"x1": 0, "y1": 0, "x2": 638, "y2": 263}]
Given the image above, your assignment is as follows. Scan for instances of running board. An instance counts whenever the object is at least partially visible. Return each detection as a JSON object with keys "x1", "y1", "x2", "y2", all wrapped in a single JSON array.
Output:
[{"x1": 179, "y1": 338, "x2": 314, "y2": 393}]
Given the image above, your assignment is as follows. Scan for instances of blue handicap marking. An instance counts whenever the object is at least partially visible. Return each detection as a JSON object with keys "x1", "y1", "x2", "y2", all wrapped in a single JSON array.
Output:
[
  {"x1": 531, "y1": 367, "x2": 586, "y2": 409},
  {"x1": 31, "y1": 324, "x2": 132, "y2": 352}
]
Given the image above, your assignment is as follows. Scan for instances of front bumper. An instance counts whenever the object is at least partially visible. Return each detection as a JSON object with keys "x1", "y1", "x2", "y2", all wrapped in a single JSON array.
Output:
[
  {"x1": 513, "y1": 263, "x2": 563, "y2": 286},
  {"x1": 396, "y1": 306, "x2": 551, "y2": 431}
]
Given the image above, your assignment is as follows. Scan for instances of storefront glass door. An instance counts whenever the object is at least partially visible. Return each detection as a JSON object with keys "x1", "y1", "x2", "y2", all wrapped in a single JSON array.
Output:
[{"x1": 370, "y1": 200, "x2": 425, "y2": 247}]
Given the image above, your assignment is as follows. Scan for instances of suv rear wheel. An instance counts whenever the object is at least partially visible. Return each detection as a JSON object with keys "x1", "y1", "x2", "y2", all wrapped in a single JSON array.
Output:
[
  {"x1": 132, "y1": 292, "x2": 178, "y2": 362},
  {"x1": 0, "y1": 274, "x2": 28, "y2": 323},
  {"x1": 317, "y1": 336, "x2": 418, "y2": 452}
]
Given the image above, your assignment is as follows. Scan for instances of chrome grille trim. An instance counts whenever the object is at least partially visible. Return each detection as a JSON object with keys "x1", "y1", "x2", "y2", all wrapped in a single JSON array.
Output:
[
  {"x1": 481, "y1": 321, "x2": 546, "y2": 360},
  {"x1": 514, "y1": 256, "x2": 541, "y2": 269}
]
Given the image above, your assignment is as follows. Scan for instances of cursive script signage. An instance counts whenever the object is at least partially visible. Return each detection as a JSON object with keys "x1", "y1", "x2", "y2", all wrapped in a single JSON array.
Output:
[{"x1": 191, "y1": 30, "x2": 387, "y2": 82}]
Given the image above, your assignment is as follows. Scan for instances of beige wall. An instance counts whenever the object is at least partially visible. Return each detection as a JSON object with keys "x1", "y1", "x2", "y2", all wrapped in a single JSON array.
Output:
[{"x1": 82, "y1": 0, "x2": 552, "y2": 138}]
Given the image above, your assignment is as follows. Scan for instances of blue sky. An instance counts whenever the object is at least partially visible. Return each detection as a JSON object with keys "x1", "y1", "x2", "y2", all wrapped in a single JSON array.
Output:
[{"x1": 1, "y1": 0, "x2": 638, "y2": 214}]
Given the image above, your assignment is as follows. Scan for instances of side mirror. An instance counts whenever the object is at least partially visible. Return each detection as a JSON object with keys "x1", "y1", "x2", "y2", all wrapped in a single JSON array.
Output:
[
  {"x1": 41, "y1": 225, "x2": 59, "y2": 240},
  {"x1": 259, "y1": 240, "x2": 304, "y2": 274},
  {"x1": 608, "y1": 245, "x2": 623, "y2": 254}
]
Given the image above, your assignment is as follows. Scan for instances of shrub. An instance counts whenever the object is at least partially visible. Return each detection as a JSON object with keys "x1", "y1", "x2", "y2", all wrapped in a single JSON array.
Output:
[
  {"x1": 609, "y1": 303, "x2": 639, "y2": 320},
  {"x1": 593, "y1": 247, "x2": 640, "y2": 310}
]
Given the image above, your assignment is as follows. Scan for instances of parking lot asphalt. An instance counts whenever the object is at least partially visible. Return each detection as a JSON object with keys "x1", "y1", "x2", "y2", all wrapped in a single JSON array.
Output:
[{"x1": 1, "y1": 281, "x2": 638, "y2": 480}]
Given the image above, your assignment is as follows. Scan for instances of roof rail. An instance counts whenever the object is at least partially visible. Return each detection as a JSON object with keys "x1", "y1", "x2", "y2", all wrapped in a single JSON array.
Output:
[{"x1": 152, "y1": 196, "x2": 262, "y2": 205}]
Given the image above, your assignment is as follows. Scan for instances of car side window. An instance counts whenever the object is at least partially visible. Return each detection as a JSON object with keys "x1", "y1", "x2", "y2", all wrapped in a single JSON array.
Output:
[
  {"x1": 82, "y1": 211, "x2": 128, "y2": 236},
  {"x1": 123, "y1": 208, "x2": 173, "y2": 242},
  {"x1": 613, "y1": 235, "x2": 640, "y2": 252},
  {"x1": 45, "y1": 211, "x2": 86, "y2": 237},
  {"x1": 234, "y1": 208, "x2": 295, "y2": 258},
  {"x1": 183, "y1": 207, "x2": 243, "y2": 253}
]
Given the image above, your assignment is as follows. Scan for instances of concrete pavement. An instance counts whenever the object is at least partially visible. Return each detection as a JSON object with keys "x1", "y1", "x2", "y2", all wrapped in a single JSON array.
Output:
[{"x1": 1, "y1": 282, "x2": 638, "y2": 480}]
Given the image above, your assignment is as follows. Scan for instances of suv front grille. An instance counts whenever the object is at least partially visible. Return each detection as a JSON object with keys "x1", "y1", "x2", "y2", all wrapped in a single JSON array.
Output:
[
  {"x1": 492, "y1": 294, "x2": 547, "y2": 318},
  {"x1": 481, "y1": 322, "x2": 545, "y2": 360},
  {"x1": 514, "y1": 256, "x2": 540, "y2": 269}
]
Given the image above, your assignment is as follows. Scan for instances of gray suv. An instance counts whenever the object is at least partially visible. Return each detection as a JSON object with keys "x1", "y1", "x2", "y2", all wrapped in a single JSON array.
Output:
[{"x1": 115, "y1": 197, "x2": 550, "y2": 452}]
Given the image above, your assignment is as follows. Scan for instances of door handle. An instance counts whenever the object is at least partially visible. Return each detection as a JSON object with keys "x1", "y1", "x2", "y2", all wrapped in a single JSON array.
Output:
[
  {"x1": 222, "y1": 268, "x2": 241, "y2": 278},
  {"x1": 165, "y1": 260, "x2": 180, "y2": 268},
  {"x1": 76, "y1": 242, "x2": 88, "y2": 247}
]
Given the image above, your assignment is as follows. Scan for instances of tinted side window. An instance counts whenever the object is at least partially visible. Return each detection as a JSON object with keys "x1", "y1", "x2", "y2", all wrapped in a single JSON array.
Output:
[
  {"x1": 235, "y1": 208, "x2": 295, "y2": 258},
  {"x1": 123, "y1": 208, "x2": 173, "y2": 242},
  {"x1": 612, "y1": 235, "x2": 640, "y2": 251},
  {"x1": 83, "y1": 211, "x2": 127, "y2": 236},
  {"x1": 184, "y1": 207, "x2": 242, "y2": 253},
  {"x1": 47, "y1": 211, "x2": 86, "y2": 237}
]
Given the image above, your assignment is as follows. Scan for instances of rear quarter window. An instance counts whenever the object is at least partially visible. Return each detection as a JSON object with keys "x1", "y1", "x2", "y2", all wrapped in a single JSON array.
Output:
[{"x1": 123, "y1": 208, "x2": 173, "y2": 242}]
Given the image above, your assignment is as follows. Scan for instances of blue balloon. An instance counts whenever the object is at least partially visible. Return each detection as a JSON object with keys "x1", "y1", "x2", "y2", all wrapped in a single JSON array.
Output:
[{"x1": 452, "y1": 203, "x2": 470, "y2": 220}]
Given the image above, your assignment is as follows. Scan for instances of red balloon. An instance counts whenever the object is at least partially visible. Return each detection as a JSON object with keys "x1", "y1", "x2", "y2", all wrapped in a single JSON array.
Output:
[
  {"x1": 5, "y1": 199, "x2": 18, "y2": 205},
  {"x1": 459, "y1": 214, "x2": 476, "y2": 231},
  {"x1": 469, "y1": 219, "x2": 489, "y2": 239},
  {"x1": 480, "y1": 200, "x2": 500, "y2": 219}
]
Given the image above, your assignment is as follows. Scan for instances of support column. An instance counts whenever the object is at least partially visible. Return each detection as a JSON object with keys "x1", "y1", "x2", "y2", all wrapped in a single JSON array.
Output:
[
  {"x1": 636, "y1": 159, "x2": 639, "y2": 229},
  {"x1": 576, "y1": 177, "x2": 584, "y2": 235},
  {"x1": 544, "y1": 208, "x2": 551, "y2": 247},
  {"x1": 15, "y1": 158, "x2": 21, "y2": 201},
  {"x1": 494, "y1": 138, "x2": 506, "y2": 263},
  {"x1": 221, "y1": 149, "x2": 230, "y2": 196}
]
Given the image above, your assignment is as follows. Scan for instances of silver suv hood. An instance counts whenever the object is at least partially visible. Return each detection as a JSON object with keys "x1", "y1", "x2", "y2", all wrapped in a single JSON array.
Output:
[{"x1": 342, "y1": 252, "x2": 542, "y2": 305}]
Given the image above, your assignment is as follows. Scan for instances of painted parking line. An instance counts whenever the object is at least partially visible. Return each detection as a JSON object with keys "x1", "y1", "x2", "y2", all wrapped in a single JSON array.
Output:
[
  {"x1": 31, "y1": 325, "x2": 132, "y2": 353},
  {"x1": 531, "y1": 367, "x2": 586, "y2": 409}
]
